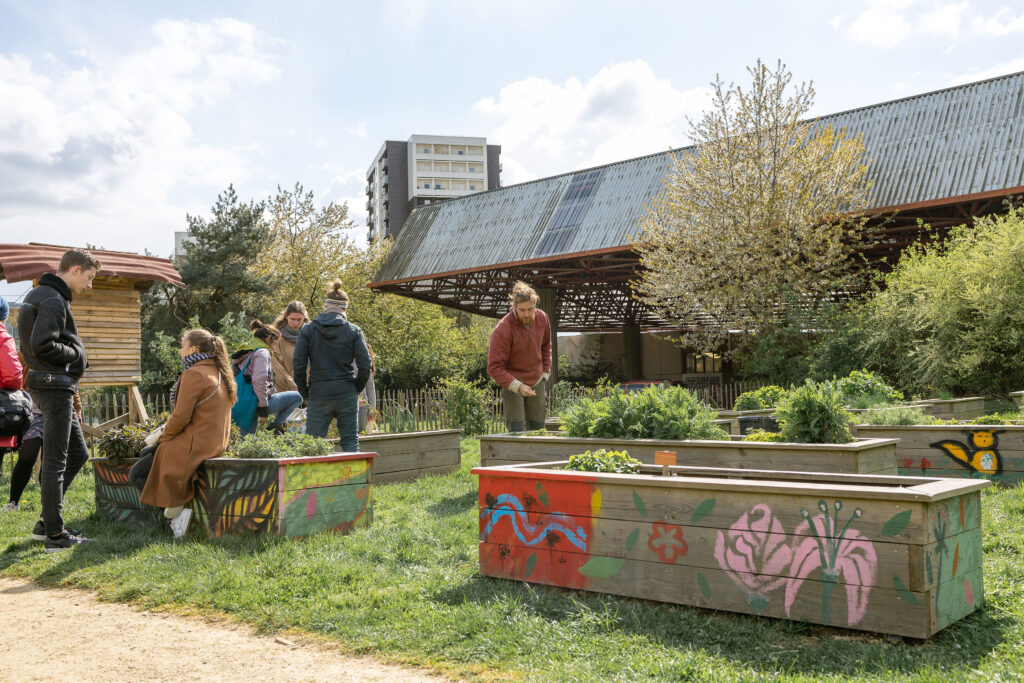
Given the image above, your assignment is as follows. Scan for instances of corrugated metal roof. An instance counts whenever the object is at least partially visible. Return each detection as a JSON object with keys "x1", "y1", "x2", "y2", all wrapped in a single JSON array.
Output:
[
  {"x1": 374, "y1": 71, "x2": 1024, "y2": 284},
  {"x1": 0, "y1": 243, "x2": 184, "y2": 286}
]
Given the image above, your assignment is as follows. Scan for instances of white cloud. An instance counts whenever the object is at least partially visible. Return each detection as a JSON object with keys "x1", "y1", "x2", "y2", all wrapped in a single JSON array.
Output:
[
  {"x1": 921, "y1": 1, "x2": 970, "y2": 36},
  {"x1": 473, "y1": 60, "x2": 710, "y2": 183},
  {"x1": 839, "y1": 1, "x2": 1024, "y2": 46},
  {"x1": 0, "y1": 18, "x2": 279, "y2": 256},
  {"x1": 948, "y1": 57, "x2": 1024, "y2": 85},
  {"x1": 970, "y1": 5, "x2": 1024, "y2": 35}
]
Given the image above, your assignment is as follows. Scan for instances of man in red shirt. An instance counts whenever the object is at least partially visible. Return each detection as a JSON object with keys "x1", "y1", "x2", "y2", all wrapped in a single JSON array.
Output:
[{"x1": 487, "y1": 281, "x2": 551, "y2": 432}]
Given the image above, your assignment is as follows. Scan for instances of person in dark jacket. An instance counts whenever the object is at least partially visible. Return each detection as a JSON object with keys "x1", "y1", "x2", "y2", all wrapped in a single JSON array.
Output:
[
  {"x1": 18, "y1": 248, "x2": 100, "y2": 551},
  {"x1": 293, "y1": 280, "x2": 371, "y2": 450}
]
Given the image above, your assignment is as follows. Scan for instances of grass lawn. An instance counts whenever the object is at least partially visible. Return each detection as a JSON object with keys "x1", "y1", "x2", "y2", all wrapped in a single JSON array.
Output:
[{"x1": 2, "y1": 438, "x2": 1023, "y2": 681}]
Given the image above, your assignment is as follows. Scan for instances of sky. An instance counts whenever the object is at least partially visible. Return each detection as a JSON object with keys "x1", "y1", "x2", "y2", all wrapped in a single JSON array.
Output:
[{"x1": 1, "y1": 0, "x2": 1023, "y2": 302}]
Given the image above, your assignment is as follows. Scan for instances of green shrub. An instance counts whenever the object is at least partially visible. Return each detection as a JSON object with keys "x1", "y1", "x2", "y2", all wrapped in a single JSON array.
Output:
[
  {"x1": 733, "y1": 385, "x2": 788, "y2": 411},
  {"x1": 969, "y1": 412, "x2": 1024, "y2": 425},
  {"x1": 862, "y1": 405, "x2": 933, "y2": 426},
  {"x1": 563, "y1": 449, "x2": 641, "y2": 473},
  {"x1": 836, "y1": 370, "x2": 903, "y2": 406},
  {"x1": 227, "y1": 431, "x2": 333, "y2": 459},
  {"x1": 775, "y1": 380, "x2": 855, "y2": 443},
  {"x1": 742, "y1": 429, "x2": 787, "y2": 442},
  {"x1": 97, "y1": 423, "x2": 148, "y2": 461},
  {"x1": 441, "y1": 376, "x2": 493, "y2": 436},
  {"x1": 560, "y1": 385, "x2": 728, "y2": 441}
]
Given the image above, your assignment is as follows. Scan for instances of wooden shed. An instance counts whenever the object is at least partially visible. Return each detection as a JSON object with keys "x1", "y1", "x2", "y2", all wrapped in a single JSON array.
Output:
[{"x1": 0, "y1": 243, "x2": 184, "y2": 425}]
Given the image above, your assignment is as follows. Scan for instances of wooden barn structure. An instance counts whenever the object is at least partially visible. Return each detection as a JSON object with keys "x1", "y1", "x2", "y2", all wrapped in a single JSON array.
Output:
[
  {"x1": 369, "y1": 71, "x2": 1024, "y2": 383},
  {"x1": 0, "y1": 243, "x2": 184, "y2": 431}
]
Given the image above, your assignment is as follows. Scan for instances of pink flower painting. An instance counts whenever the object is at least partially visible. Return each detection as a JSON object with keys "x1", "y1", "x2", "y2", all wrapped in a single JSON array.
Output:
[
  {"x1": 784, "y1": 500, "x2": 878, "y2": 626},
  {"x1": 714, "y1": 504, "x2": 793, "y2": 613}
]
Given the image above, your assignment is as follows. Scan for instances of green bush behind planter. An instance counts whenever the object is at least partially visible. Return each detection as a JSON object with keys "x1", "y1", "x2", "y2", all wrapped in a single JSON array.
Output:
[
  {"x1": 560, "y1": 385, "x2": 728, "y2": 441},
  {"x1": 774, "y1": 380, "x2": 855, "y2": 444},
  {"x1": 733, "y1": 385, "x2": 787, "y2": 411}
]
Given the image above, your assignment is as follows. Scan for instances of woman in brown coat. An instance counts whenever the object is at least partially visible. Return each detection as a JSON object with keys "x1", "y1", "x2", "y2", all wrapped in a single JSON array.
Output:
[
  {"x1": 271, "y1": 300, "x2": 310, "y2": 392},
  {"x1": 129, "y1": 329, "x2": 236, "y2": 537}
]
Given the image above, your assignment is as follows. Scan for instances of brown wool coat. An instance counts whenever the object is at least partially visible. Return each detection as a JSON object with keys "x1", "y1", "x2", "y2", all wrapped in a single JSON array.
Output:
[
  {"x1": 140, "y1": 359, "x2": 232, "y2": 508},
  {"x1": 271, "y1": 336, "x2": 298, "y2": 392}
]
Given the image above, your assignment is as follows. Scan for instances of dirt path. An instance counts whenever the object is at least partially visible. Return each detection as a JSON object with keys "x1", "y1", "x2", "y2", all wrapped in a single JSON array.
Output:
[{"x1": 0, "y1": 577, "x2": 450, "y2": 682}]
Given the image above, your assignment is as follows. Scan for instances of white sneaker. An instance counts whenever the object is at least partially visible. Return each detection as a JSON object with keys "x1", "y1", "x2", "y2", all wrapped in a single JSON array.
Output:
[
  {"x1": 169, "y1": 508, "x2": 192, "y2": 539},
  {"x1": 163, "y1": 505, "x2": 184, "y2": 519},
  {"x1": 0, "y1": 502, "x2": 18, "y2": 513}
]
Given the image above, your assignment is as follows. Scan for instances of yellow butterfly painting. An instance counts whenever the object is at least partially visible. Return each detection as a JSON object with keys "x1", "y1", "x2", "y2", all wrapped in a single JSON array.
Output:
[{"x1": 930, "y1": 430, "x2": 1001, "y2": 477}]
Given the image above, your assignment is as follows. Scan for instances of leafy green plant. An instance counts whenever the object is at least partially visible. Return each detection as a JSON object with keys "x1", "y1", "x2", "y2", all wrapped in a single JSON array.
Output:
[
  {"x1": 862, "y1": 405, "x2": 933, "y2": 426},
  {"x1": 97, "y1": 423, "x2": 148, "y2": 461},
  {"x1": 733, "y1": 385, "x2": 788, "y2": 411},
  {"x1": 836, "y1": 370, "x2": 903, "y2": 406},
  {"x1": 774, "y1": 380, "x2": 855, "y2": 443},
  {"x1": 560, "y1": 385, "x2": 728, "y2": 441},
  {"x1": 742, "y1": 429, "x2": 787, "y2": 442},
  {"x1": 969, "y1": 413, "x2": 1024, "y2": 425},
  {"x1": 441, "y1": 376, "x2": 493, "y2": 437},
  {"x1": 563, "y1": 449, "x2": 641, "y2": 473},
  {"x1": 227, "y1": 431, "x2": 333, "y2": 459}
]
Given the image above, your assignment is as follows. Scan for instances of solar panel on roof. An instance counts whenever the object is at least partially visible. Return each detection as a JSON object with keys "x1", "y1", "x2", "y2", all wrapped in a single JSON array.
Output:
[{"x1": 532, "y1": 168, "x2": 606, "y2": 257}]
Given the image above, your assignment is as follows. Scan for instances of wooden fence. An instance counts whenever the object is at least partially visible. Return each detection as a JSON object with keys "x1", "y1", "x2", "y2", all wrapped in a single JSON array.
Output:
[{"x1": 77, "y1": 378, "x2": 765, "y2": 434}]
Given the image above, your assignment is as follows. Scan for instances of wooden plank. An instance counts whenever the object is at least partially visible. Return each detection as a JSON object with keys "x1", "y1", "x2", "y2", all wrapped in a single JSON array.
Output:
[
  {"x1": 478, "y1": 541, "x2": 956, "y2": 638},
  {"x1": 477, "y1": 475, "x2": 983, "y2": 545},
  {"x1": 373, "y1": 463, "x2": 460, "y2": 484}
]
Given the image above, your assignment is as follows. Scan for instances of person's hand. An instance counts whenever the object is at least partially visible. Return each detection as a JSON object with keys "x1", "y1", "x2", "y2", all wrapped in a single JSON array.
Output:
[{"x1": 519, "y1": 384, "x2": 537, "y2": 397}]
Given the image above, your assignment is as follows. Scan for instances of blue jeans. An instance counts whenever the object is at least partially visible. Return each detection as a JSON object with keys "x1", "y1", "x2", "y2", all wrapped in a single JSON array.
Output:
[
  {"x1": 244, "y1": 391, "x2": 303, "y2": 435},
  {"x1": 306, "y1": 389, "x2": 358, "y2": 451}
]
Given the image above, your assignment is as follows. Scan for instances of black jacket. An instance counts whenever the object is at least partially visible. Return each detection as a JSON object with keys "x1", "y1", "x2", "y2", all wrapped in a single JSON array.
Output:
[
  {"x1": 292, "y1": 312, "x2": 370, "y2": 400},
  {"x1": 18, "y1": 273, "x2": 87, "y2": 389}
]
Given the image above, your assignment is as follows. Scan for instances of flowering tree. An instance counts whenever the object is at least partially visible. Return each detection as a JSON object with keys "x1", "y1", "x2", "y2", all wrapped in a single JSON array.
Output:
[{"x1": 633, "y1": 60, "x2": 873, "y2": 352}]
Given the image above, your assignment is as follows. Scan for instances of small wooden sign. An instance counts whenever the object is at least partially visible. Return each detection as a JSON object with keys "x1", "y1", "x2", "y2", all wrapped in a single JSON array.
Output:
[{"x1": 655, "y1": 450, "x2": 677, "y2": 476}]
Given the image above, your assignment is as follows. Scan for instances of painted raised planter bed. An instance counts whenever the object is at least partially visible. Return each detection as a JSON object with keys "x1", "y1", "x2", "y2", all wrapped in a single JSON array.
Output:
[
  {"x1": 474, "y1": 461, "x2": 989, "y2": 638},
  {"x1": 852, "y1": 423, "x2": 1024, "y2": 486},
  {"x1": 349, "y1": 429, "x2": 462, "y2": 483},
  {"x1": 918, "y1": 397, "x2": 986, "y2": 421},
  {"x1": 478, "y1": 433, "x2": 898, "y2": 474},
  {"x1": 92, "y1": 451, "x2": 374, "y2": 538}
]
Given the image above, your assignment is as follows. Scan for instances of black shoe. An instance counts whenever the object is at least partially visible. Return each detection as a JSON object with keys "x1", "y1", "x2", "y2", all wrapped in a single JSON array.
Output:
[
  {"x1": 43, "y1": 531, "x2": 90, "y2": 553},
  {"x1": 32, "y1": 520, "x2": 82, "y2": 541}
]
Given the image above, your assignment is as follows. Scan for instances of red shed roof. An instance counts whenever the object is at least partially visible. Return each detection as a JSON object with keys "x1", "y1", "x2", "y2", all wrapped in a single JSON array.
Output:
[{"x1": 0, "y1": 243, "x2": 184, "y2": 287}]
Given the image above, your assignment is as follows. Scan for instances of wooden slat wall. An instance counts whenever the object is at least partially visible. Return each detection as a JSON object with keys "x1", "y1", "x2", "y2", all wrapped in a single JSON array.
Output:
[{"x1": 72, "y1": 276, "x2": 143, "y2": 386}]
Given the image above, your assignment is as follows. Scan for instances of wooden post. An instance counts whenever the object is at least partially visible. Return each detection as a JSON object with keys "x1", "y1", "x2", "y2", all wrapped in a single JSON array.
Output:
[
  {"x1": 129, "y1": 384, "x2": 149, "y2": 424},
  {"x1": 623, "y1": 323, "x2": 642, "y2": 380},
  {"x1": 537, "y1": 288, "x2": 559, "y2": 387}
]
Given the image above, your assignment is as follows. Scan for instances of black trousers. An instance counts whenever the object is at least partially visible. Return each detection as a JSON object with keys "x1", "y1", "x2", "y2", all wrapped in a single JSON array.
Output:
[
  {"x1": 128, "y1": 445, "x2": 158, "y2": 493},
  {"x1": 29, "y1": 389, "x2": 89, "y2": 536},
  {"x1": 8, "y1": 436, "x2": 42, "y2": 505}
]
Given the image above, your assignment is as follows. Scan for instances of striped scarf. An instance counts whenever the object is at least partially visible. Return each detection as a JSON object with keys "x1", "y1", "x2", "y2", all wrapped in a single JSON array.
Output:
[{"x1": 170, "y1": 352, "x2": 212, "y2": 406}]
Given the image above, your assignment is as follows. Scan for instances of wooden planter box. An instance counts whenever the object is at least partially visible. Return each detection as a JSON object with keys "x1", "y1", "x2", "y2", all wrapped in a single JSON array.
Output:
[
  {"x1": 478, "y1": 433, "x2": 898, "y2": 475},
  {"x1": 716, "y1": 409, "x2": 777, "y2": 435},
  {"x1": 918, "y1": 397, "x2": 986, "y2": 421},
  {"x1": 350, "y1": 429, "x2": 462, "y2": 484},
  {"x1": 852, "y1": 424, "x2": 1024, "y2": 486},
  {"x1": 474, "y1": 461, "x2": 989, "y2": 638},
  {"x1": 92, "y1": 452, "x2": 374, "y2": 538}
]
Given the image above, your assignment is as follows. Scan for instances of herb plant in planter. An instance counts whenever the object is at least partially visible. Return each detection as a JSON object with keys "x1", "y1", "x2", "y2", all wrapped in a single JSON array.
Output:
[
  {"x1": 774, "y1": 380, "x2": 855, "y2": 444},
  {"x1": 561, "y1": 385, "x2": 728, "y2": 441},
  {"x1": 564, "y1": 449, "x2": 641, "y2": 473}
]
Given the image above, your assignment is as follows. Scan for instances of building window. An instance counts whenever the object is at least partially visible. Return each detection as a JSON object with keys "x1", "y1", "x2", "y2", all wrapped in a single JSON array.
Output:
[
  {"x1": 468, "y1": 166, "x2": 475, "y2": 172},
  {"x1": 424, "y1": 182, "x2": 430, "y2": 189},
  {"x1": 469, "y1": 184, "x2": 476, "y2": 190},
  {"x1": 458, "y1": 150, "x2": 464, "y2": 155},
  {"x1": 434, "y1": 184, "x2": 441, "y2": 189},
  {"x1": 423, "y1": 147, "x2": 430, "y2": 153}
]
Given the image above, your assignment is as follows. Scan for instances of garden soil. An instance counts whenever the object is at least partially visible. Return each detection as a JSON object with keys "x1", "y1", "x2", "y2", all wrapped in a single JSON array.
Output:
[{"x1": 0, "y1": 577, "x2": 449, "y2": 682}]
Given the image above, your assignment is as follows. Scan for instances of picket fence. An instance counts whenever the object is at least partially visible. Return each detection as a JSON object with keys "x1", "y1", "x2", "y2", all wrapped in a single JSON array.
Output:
[{"x1": 77, "y1": 379, "x2": 763, "y2": 434}]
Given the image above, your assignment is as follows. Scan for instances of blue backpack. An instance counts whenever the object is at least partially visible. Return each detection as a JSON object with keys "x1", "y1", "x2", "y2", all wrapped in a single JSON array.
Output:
[{"x1": 231, "y1": 354, "x2": 258, "y2": 430}]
